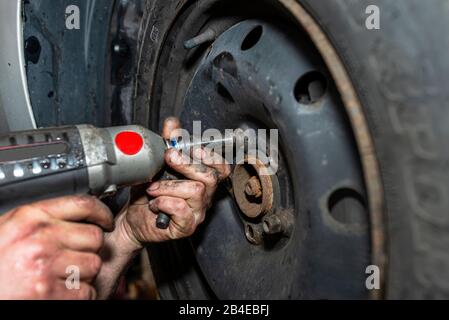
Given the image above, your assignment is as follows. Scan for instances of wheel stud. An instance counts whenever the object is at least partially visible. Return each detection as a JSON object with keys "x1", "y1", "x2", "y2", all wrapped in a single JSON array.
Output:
[
  {"x1": 245, "y1": 176, "x2": 262, "y2": 198},
  {"x1": 184, "y1": 28, "x2": 216, "y2": 49}
]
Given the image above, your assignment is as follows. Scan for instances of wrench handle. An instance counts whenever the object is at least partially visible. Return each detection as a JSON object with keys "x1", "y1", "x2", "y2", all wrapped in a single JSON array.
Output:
[{"x1": 156, "y1": 212, "x2": 171, "y2": 229}]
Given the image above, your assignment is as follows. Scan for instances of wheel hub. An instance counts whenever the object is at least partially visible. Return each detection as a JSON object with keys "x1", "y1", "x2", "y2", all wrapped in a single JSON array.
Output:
[{"x1": 232, "y1": 156, "x2": 276, "y2": 219}]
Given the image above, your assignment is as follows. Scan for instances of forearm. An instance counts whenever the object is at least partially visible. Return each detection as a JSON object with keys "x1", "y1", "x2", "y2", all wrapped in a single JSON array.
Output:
[{"x1": 95, "y1": 213, "x2": 142, "y2": 299}]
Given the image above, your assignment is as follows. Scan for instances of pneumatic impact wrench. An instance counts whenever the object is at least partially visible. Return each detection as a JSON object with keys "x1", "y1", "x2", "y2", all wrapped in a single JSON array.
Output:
[{"x1": 0, "y1": 125, "x2": 233, "y2": 229}]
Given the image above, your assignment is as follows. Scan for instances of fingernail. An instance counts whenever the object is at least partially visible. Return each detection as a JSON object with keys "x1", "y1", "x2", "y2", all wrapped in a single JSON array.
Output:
[
  {"x1": 148, "y1": 182, "x2": 160, "y2": 191},
  {"x1": 165, "y1": 117, "x2": 180, "y2": 126}
]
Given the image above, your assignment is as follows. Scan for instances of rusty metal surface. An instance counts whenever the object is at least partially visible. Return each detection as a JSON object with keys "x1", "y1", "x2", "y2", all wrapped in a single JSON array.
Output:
[
  {"x1": 232, "y1": 156, "x2": 274, "y2": 219},
  {"x1": 245, "y1": 176, "x2": 263, "y2": 198},
  {"x1": 277, "y1": 0, "x2": 386, "y2": 299}
]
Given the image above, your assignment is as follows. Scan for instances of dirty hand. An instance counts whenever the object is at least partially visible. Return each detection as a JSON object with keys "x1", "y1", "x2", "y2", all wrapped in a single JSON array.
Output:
[
  {"x1": 0, "y1": 196, "x2": 114, "y2": 299},
  {"x1": 118, "y1": 117, "x2": 231, "y2": 246}
]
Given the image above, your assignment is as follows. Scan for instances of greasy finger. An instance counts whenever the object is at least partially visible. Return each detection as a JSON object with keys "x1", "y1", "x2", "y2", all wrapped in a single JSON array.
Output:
[
  {"x1": 147, "y1": 180, "x2": 206, "y2": 207},
  {"x1": 53, "y1": 250, "x2": 102, "y2": 282},
  {"x1": 149, "y1": 196, "x2": 196, "y2": 237},
  {"x1": 192, "y1": 147, "x2": 232, "y2": 181},
  {"x1": 34, "y1": 196, "x2": 114, "y2": 231},
  {"x1": 49, "y1": 221, "x2": 104, "y2": 252},
  {"x1": 165, "y1": 149, "x2": 219, "y2": 196}
]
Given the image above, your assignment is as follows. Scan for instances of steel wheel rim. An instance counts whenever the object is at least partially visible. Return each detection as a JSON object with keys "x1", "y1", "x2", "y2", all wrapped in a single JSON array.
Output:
[{"x1": 143, "y1": 0, "x2": 385, "y2": 299}]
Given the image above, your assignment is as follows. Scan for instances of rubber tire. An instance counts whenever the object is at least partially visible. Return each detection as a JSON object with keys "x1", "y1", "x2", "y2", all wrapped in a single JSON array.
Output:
[{"x1": 135, "y1": 0, "x2": 449, "y2": 299}]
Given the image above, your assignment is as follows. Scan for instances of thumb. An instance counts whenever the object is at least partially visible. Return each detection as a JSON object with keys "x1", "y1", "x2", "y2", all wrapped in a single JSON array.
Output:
[{"x1": 162, "y1": 117, "x2": 181, "y2": 140}]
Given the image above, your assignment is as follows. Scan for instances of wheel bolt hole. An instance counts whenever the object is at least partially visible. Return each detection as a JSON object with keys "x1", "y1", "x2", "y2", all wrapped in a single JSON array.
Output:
[
  {"x1": 213, "y1": 52, "x2": 237, "y2": 77},
  {"x1": 294, "y1": 71, "x2": 328, "y2": 104},
  {"x1": 25, "y1": 36, "x2": 41, "y2": 64},
  {"x1": 217, "y1": 82, "x2": 235, "y2": 103},
  {"x1": 328, "y1": 188, "x2": 368, "y2": 228},
  {"x1": 241, "y1": 25, "x2": 263, "y2": 51}
]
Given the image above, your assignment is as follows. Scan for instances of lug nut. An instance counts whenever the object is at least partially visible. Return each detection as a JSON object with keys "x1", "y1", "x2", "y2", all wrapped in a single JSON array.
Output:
[
  {"x1": 262, "y1": 210, "x2": 294, "y2": 235},
  {"x1": 262, "y1": 215, "x2": 283, "y2": 234},
  {"x1": 245, "y1": 176, "x2": 262, "y2": 198}
]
